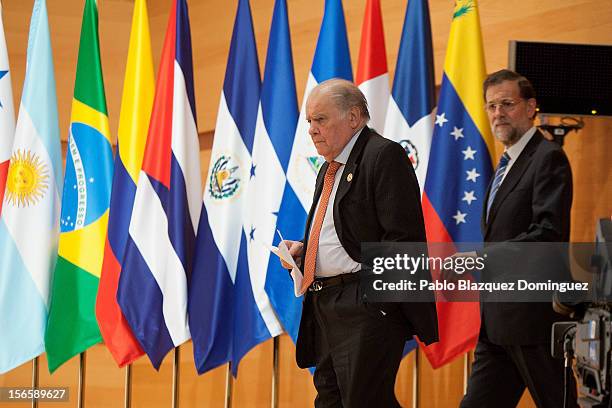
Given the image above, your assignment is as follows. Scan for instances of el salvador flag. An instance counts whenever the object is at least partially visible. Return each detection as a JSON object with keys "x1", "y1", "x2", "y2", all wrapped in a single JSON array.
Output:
[
  {"x1": 383, "y1": 0, "x2": 435, "y2": 194},
  {"x1": 117, "y1": 0, "x2": 201, "y2": 369},
  {"x1": 273, "y1": 0, "x2": 353, "y2": 344},
  {"x1": 189, "y1": 0, "x2": 283, "y2": 376}
]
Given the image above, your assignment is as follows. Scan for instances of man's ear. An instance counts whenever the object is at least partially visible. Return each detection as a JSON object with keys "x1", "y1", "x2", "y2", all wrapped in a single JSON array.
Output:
[
  {"x1": 349, "y1": 106, "x2": 360, "y2": 128},
  {"x1": 526, "y1": 98, "x2": 537, "y2": 120}
]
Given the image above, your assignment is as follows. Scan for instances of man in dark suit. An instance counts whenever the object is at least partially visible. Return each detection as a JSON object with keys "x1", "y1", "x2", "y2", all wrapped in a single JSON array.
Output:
[
  {"x1": 281, "y1": 79, "x2": 438, "y2": 407},
  {"x1": 460, "y1": 70, "x2": 576, "y2": 407}
]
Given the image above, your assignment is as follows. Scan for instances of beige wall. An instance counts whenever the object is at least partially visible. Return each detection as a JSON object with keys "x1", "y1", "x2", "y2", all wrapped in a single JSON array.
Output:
[{"x1": 1, "y1": 0, "x2": 611, "y2": 407}]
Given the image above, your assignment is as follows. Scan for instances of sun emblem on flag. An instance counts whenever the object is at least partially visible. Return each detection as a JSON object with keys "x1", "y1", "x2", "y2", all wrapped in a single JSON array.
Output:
[
  {"x1": 5, "y1": 149, "x2": 49, "y2": 207},
  {"x1": 400, "y1": 139, "x2": 419, "y2": 170},
  {"x1": 209, "y1": 155, "x2": 241, "y2": 200}
]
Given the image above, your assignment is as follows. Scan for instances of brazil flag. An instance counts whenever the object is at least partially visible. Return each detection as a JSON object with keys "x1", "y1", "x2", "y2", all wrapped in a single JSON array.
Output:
[{"x1": 45, "y1": 0, "x2": 113, "y2": 373}]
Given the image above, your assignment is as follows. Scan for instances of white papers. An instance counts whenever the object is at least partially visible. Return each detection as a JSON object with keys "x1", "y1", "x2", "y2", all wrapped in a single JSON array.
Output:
[{"x1": 264, "y1": 230, "x2": 303, "y2": 297}]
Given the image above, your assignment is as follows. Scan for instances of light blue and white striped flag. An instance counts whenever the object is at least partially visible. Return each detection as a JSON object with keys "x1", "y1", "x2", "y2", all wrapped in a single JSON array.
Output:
[{"x1": 0, "y1": 0, "x2": 62, "y2": 374}]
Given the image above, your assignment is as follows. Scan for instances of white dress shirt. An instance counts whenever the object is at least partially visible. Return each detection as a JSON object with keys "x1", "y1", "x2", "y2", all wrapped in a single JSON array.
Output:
[
  {"x1": 500, "y1": 126, "x2": 536, "y2": 184},
  {"x1": 311, "y1": 128, "x2": 363, "y2": 277}
]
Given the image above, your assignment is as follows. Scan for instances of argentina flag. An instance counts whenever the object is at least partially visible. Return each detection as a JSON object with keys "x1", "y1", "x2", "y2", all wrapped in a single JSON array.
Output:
[
  {"x1": 0, "y1": 0, "x2": 61, "y2": 373},
  {"x1": 189, "y1": 0, "x2": 283, "y2": 376}
]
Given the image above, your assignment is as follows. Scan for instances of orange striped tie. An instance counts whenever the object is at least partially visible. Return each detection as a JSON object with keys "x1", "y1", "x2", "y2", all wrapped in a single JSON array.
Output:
[{"x1": 300, "y1": 161, "x2": 342, "y2": 294}]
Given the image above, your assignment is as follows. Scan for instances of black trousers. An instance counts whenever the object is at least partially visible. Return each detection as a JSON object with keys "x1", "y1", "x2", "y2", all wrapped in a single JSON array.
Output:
[
  {"x1": 309, "y1": 279, "x2": 409, "y2": 408},
  {"x1": 460, "y1": 335, "x2": 578, "y2": 408}
]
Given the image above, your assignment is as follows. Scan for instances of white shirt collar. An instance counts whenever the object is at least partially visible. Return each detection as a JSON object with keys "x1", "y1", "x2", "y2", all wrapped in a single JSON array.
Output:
[
  {"x1": 333, "y1": 126, "x2": 365, "y2": 165},
  {"x1": 505, "y1": 126, "x2": 536, "y2": 161}
]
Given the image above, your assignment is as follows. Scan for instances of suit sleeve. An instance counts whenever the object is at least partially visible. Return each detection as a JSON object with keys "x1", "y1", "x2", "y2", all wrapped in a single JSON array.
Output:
[
  {"x1": 373, "y1": 142, "x2": 427, "y2": 243},
  {"x1": 512, "y1": 147, "x2": 573, "y2": 242}
]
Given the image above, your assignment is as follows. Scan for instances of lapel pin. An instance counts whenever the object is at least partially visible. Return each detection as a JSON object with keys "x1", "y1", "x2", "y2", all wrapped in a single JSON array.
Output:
[{"x1": 346, "y1": 173, "x2": 353, "y2": 182}]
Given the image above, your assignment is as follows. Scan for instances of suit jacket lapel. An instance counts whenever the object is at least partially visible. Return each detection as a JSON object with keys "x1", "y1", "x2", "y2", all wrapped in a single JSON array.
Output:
[
  {"x1": 484, "y1": 132, "x2": 543, "y2": 233},
  {"x1": 333, "y1": 127, "x2": 370, "y2": 244}
]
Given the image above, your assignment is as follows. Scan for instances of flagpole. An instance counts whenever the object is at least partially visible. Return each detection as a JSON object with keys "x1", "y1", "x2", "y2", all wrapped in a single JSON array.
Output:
[
  {"x1": 224, "y1": 363, "x2": 233, "y2": 408},
  {"x1": 78, "y1": 352, "x2": 86, "y2": 408},
  {"x1": 412, "y1": 350, "x2": 419, "y2": 408},
  {"x1": 172, "y1": 347, "x2": 180, "y2": 408},
  {"x1": 31, "y1": 357, "x2": 39, "y2": 408},
  {"x1": 271, "y1": 336, "x2": 279, "y2": 408},
  {"x1": 124, "y1": 364, "x2": 132, "y2": 408},
  {"x1": 463, "y1": 351, "x2": 473, "y2": 394}
]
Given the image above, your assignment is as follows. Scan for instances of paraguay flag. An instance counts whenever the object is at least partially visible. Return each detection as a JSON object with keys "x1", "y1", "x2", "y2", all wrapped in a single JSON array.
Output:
[
  {"x1": 272, "y1": 0, "x2": 352, "y2": 345},
  {"x1": 0, "y1": 1, "x2": 15, "y2": 211},
  {"x1": 421, "y1": 0, "x2": 495, "y2": 368},
  {"x1": 0, "y1": 0, "x2": 61, "y2": 374},
  {"x1": 383, "y1": 0, "x2": 435, "y2": 193},
  {"x1": 189, "y1": 0, "x2": 283, "y2": 376},
  {"x1": 96, "y1": 0, "x2": 154, "y2": 367},
  {"x1": 45, "y1": 0, "x2": 114, "y2": 373},
  {"x1": 355, "y1": 0, "x2": 389, "y2": 134},
  {"x1": 117, "y1": 0, "x2": 201, "y2": 369}
]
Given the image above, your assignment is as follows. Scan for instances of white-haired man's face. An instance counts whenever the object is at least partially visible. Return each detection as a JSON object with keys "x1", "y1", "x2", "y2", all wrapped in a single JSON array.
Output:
[{"x1": 306, "y1": 90, "x2": 360, "y2": 162}]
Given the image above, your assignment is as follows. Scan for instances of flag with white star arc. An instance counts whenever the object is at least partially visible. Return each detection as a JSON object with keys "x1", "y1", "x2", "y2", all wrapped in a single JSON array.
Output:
[
  {"x1": 420, "y1": 0, "x2": 495, "y2": 370},
  {"x1": 428, "y1": 92, "x2": 492, "y2": 241}
]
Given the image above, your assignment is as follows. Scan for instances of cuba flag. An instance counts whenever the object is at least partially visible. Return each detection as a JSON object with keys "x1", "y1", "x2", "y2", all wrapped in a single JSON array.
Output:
[
  {"x1": 189, "y1": 0, "x2": 284, "y2": 376},
  {"x1": 421, "y1": 0, "x2": 495, "y2": 368},
  {"x1": 117, "y1": 0, "x2": 201, "y2": 369},
  {"x1": 383, "y1": 0, "x2": 435, "y2": 193}
]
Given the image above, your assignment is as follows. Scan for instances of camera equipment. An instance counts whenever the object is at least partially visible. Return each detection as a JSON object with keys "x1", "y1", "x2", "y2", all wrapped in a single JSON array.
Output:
[{"x1": 552, "y1": 218, "x2": 612, "y2": 407}]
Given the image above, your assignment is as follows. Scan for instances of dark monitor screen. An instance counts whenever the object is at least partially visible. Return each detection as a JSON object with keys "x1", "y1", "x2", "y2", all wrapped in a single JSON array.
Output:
[{"x1": 509, "y1": 41, "x2": 612, "y2": 117}]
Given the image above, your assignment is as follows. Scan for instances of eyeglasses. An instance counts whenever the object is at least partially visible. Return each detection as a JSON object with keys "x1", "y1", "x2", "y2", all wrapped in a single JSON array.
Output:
[{"x1": 485, "y1": 99, "x2": 525, "y2": 113}]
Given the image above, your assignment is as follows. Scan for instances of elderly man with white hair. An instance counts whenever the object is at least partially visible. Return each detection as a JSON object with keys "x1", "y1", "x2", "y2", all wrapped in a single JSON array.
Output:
[{"x1": 281, "y1": 79, "x2": 438, "y2": 407}]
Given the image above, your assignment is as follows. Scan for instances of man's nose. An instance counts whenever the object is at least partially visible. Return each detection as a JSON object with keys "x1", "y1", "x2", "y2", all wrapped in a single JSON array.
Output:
[
  {"x1": 491, "y1": 107, "x2": 505, "y2": 120},
  {"x1": 309, "y1": 123, "x2": 317, "y2": 136}
]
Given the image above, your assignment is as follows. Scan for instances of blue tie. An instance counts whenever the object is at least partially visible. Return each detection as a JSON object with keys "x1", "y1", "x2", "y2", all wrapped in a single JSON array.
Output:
[{"x1": 486, "y1": 152, "x2": 511, "y2": 222}]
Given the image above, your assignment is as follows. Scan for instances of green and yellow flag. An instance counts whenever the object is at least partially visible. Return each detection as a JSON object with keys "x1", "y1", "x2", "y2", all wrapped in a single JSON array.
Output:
[{"x1": 45, "y1": 0, "x2": 113, "y2": 372}]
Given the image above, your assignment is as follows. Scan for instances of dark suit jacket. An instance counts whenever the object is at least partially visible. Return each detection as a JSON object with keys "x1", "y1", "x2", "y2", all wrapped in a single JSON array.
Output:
[
  {"x1": 480, "y1": 130, "x2": 573, "y2": 345},
  {"x1": 295, "y1": 127, "x2": 439, "y2": 368}
]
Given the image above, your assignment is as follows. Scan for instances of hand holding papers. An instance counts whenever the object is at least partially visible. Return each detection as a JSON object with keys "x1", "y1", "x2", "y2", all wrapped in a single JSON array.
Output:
[{"x1": 265, "y1": 230, "x2": 304, "y2": 297}]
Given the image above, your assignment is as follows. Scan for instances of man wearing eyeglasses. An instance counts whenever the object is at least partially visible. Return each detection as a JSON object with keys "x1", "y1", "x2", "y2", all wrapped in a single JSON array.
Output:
[{"x1": 460, "y1": 69, "x2": 576, "y2": 407}]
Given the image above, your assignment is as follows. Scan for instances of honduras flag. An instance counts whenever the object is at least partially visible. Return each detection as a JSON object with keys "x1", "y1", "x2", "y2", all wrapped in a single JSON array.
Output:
[
  {"x1": 272, "y1": 0, "x2": 351, "y2": 344},
  {"x1": 189, "y1": 0, "x2": 283, "y2": 376},
  {"x1": 117, "y1": 0, "x2": 201, "y2": 369},
  {"x1": 259, "y1": 0, "x2": 303, "y2": 344},
  {"x1": 383, "y1": 0, "x2": 435, "y2": 193},
  {"x1": 0, "y1": 0, "x2": 61, "y2": 374}
]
